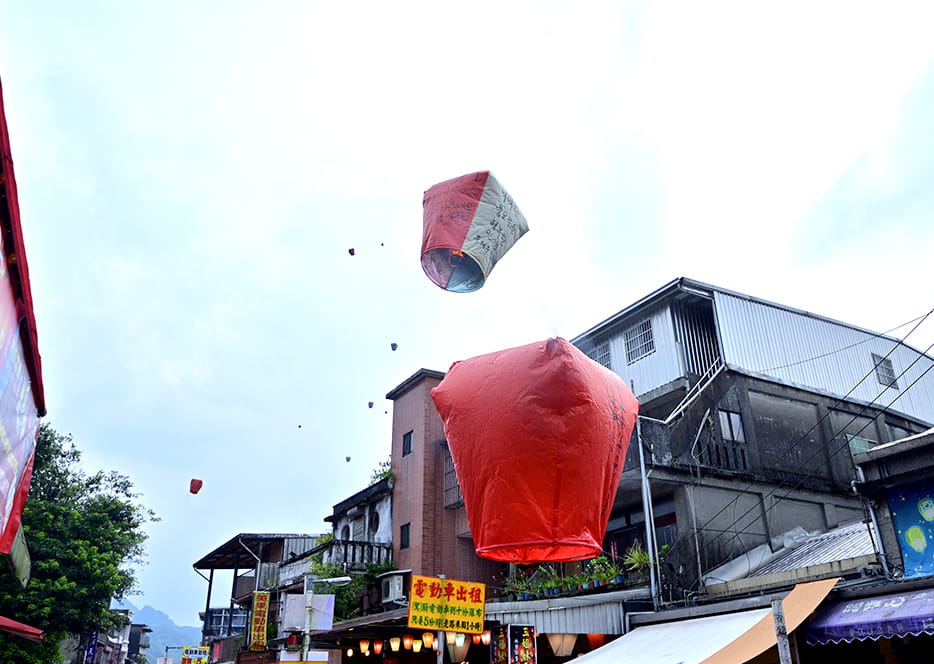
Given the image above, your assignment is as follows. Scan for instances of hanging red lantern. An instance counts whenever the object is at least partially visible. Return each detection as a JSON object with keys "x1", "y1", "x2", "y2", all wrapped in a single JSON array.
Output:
[
  {"x1": 432, "y1": 338, "x2": 639, "y2": 563},
  {"x1": 421, "y1": 171, "x2": 528, "y2": 293}
]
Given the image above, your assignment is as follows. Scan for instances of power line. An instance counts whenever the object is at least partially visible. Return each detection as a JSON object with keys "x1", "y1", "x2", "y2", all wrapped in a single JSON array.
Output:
[
  {"x1": 659, "y1": 306, "x2": 934, "y2": 585},
  {"x1": 761, "y1": 308, "x2": 934, "y2": 373},
  {"x1": 701, "y1": 340, "x2": 934, "y2": 577}
]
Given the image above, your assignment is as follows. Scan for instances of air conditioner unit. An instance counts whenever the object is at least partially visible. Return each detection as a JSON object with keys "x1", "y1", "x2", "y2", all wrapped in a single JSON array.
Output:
[{"x1": 381, "y1": 574, "x2": 406, "y2": 605}]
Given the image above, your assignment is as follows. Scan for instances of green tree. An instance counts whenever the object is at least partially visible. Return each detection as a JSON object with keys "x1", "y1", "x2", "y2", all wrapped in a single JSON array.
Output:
[
  {"x1": 0, "y1": 424, "x2": 157, "y2": 663},
  {"x1": 306, "y1": 558, "x2": 395, "y2": 622}
]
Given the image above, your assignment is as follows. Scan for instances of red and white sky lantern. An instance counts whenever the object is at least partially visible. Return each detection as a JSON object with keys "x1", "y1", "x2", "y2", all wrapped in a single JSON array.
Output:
[{"x1": 421, "y1": 171, "x2": 528, "y2": 293}]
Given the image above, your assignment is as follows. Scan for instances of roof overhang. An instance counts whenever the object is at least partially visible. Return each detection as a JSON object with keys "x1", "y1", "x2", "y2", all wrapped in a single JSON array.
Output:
[{"x1": 192, "y1": 533, "x2": 315, "y2": 570}]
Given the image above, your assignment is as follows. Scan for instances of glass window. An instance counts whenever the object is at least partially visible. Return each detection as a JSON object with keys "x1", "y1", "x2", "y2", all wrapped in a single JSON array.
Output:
[
  {"x1": 625, "y1": 319, "x2": 655, "y2": 364},
  {"x1": 872, "y1": 353, "x2": 899, "y2": 389},
  {"x1": 400, "y1": 523, "x2": 410, "y2": 550},
  {"x1": 402, "y1": 430, "x2": 413, "y2": 456},
  {"x1": 847, "y1": 434, "x2": 877, "y2": 456},
  {"x1": 719, "y1": 410, "x2": 745, "y2": 443}
]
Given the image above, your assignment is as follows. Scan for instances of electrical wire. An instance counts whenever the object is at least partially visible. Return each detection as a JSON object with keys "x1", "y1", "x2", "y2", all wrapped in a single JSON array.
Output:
[{"x1": 660, "y1": 307, "x2": 934, "y2": 585}]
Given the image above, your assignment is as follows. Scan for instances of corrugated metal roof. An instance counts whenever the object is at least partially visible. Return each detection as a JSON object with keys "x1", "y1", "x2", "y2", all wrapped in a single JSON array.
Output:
[
  {"x1": 485, "y1": 588, "x2": 650, "y2": 634},
  {"x1": 751, "y1": 522, "x2": 876, "y2": 577}
]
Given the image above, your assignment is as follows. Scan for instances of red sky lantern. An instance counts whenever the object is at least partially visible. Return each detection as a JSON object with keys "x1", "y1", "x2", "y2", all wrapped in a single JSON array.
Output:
[
  {"x1": 189, "y1": 478, "x2": 203, "y2": 494},
  {"x1": 421, "y1": 171, "x2": 528, "y2": 293},
  {"x1": 431, "y1": 338, "x2": 639, "y2": 563}
]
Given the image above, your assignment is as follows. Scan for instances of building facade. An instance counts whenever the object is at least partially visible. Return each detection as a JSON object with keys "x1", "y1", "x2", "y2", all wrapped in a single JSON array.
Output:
[{"x1": 572, "y1": 278, "x2": 934, "y2": 600}]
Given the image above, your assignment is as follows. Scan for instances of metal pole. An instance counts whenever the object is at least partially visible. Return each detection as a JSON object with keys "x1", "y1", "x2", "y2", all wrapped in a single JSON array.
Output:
[
  {"x1": 637, "y1": 418, "x2": 659, "y2": 610},
  {"x1": 302, "y1": 586, "x2": 313, "y2": 662},
  {"x1": 436, "y1": 630, "x2": 446, "y2": 664},
  {"x1": 771, "y1": 597, "x2": 792, "y2": 664}
]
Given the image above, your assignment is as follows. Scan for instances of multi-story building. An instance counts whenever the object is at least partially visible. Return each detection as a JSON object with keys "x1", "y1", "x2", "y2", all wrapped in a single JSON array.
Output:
[
  {"x1": 192, "y1": 532, "x2": 320, "y2": 661},
  {"x1": 127, "y1": 623, "x2": 152, "y2": 664},
  {"x1": 385, "y1": 369, "x2": 505, "y2": 589},
  {"x1": 197, "y1": 277, "x2": 934, "y2": 664},
  {"x1": 571, "y1": 277, "x2": 934, "y2": 599}
]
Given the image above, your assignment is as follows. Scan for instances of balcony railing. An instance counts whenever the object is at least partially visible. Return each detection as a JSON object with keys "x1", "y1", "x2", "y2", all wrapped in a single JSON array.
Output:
[{"x1": 321, "y1": 539, "x2": 392, "y2": 571}]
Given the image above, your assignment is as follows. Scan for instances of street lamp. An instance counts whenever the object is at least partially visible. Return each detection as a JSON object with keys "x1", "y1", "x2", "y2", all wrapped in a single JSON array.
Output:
[{"x1": 302, "y1": 575, "x2": 352, "y2": 661}]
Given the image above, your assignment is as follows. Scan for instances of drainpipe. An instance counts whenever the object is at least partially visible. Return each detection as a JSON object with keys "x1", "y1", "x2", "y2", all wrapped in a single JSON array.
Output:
[{"x1": 855, "y1": 466, "x2": 891, "y2": 577}]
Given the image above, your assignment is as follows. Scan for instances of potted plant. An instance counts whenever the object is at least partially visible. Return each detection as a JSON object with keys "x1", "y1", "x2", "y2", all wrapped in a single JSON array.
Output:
[
  {"x1": 587, "y1": 556, "x2": 620, "y2": 587},
  {"x1": 534, "y1": 564, "x2": 564, "y2": 597},
  {"x1": 623, "y1": 540, "x2": 652, "y2": 582}
]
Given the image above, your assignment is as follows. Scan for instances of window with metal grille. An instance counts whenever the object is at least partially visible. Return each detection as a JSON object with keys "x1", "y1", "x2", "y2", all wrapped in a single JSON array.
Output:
[
  {"x1": 872, "y1": 354, "x2": 899, "y2": 389},
  {"x1": 402, "y1": 430, "x2": 413, "y2": 456},
  {"x1": 400, "y1": 523, "x2": 410, "y2": 549},
  {"x1": 586, "y1": 341, "x2": 612, "y2": 369},
  {"x1": 442, "y1": 443, "x2": 464, "y2": 508},
  {"x1": 625, "y1": 319, "x2": 655, "y2": 364}
]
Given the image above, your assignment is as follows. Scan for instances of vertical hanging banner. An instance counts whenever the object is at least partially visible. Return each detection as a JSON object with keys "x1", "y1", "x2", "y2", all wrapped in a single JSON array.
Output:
[
  {"x1": 83, "y1": 631, "x2": 98, "y2": 664},
  {"x1": 492, "y1": 626, "x2": 536, "y2": 664},
  {"x1": 0, "y1": 80, "x2": 45, "y2": 579},
  {"x1": 421, "y1": 171, "x2": 528, "y2": 293},
  {"x1": 508, "y1": 625, "x2": 537, "y2": 664},
  {"x1": 250, "y1": 591, "x2": 270, "y2": 650},
  {"x1": 179, "y1": 646, "x2": 209, "y2": 664},
  {"x1": 407, "y1": 574, "x2": 486, "y2": 633}
]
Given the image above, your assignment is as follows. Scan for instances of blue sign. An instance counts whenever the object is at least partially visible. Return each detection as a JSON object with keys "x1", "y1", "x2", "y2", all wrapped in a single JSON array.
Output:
[
  {"x1": 84, "y1": 631, "x2": 98, "y2": 664},
  {"x1": 886, "y1": 480, "x2": 934, "y2": 577}
]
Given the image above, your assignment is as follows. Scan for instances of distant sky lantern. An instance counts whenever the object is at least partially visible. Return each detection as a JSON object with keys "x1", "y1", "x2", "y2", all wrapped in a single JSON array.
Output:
[
  {"x1": 421, "y1": 171, "x2": 528, "y2": 293},
  {"x1": 432, "y1": 338, "x2": 639, "y2": 563},
  {"x1": 189, "y1": 478, "x2": 203, "y2": 494}
]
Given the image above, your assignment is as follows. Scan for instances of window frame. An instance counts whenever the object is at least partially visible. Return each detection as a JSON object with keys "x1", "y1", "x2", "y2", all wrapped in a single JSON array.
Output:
[
  {"x1": 399, "y1": 522, "x2": 411, "y2": 550},
  {"x1": 718, "y1": 410, "x2": 746, "y2": 444},
  {"x1": 872, "y1": 353, "x2": 899, "y2": 390},
  {"x1": 402, "y1": 430, "x2": 413, "y2": 456},
  {"x1": 624, "y1": 319, "x2": 655, "y2": 364},
  {"x1": 586, "y1": 341, "x2": 612, "y2": 369}
]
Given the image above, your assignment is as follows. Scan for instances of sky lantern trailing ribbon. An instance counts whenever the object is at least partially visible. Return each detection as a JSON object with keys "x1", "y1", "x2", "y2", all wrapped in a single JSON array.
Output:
[
  {"x1": 431, "y1": 338, "x2": 639, "y2": 563},
  {"x1": 421, "y1": 171, "x2": 528, "y2": 293}
]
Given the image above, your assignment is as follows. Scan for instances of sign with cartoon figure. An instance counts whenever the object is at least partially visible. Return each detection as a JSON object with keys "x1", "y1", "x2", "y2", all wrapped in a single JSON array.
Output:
[{"x1": 886, "y1": 480, "x2": 934, "y2": 577}]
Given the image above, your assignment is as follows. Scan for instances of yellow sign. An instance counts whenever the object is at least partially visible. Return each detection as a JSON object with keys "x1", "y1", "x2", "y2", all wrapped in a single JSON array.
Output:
[
  {"x1": 250, "y1": 591, "x2": 270, "y2": 650},
  {"x1": 407, "y1": 574, "x2": 486, "y2": 634},
  {"x1": 180, "y1": 645, "x2": 209, "y2": 664}
]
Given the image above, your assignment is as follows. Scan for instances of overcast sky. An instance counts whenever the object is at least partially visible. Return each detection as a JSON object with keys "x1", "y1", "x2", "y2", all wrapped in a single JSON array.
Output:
[{"x1": 1, "y1": 2, "x2": 933, "y2": 626}]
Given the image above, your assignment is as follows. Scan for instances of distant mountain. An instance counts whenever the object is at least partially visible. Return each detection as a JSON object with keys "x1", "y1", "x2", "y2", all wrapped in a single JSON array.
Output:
[{"x1": 114, "y1": 600, "x2": 202, "y2": 662}]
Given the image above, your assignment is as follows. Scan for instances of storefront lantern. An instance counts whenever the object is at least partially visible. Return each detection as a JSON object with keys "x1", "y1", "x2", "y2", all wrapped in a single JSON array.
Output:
[
  {"x1": 432, "y1": 337, "x2": 639, "y2": 563},
  {"x1": 421, "y1": 171, "x2": 528, "y2": 293}
]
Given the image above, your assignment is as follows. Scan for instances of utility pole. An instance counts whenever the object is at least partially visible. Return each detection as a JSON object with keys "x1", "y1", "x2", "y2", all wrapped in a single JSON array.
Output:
[
  {"x1": 162, "y1": 644, "x2": 186, "y2": 664},
  {"x1": 771, "y1": 598, "x2": 792, "y2": 664}
]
